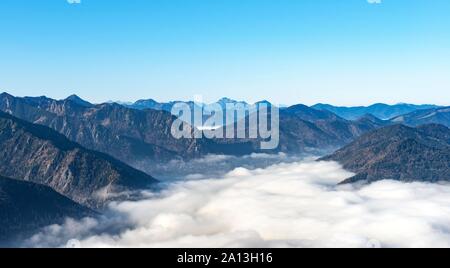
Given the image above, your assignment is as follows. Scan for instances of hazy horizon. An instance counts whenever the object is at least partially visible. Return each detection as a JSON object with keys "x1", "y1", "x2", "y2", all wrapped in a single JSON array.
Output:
[{"x1": 0, "y1": 91, "x2": 448, "y2": 107}]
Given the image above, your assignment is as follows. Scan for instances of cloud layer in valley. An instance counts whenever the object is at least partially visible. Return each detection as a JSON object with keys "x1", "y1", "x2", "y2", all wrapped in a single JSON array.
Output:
[
  {"x1": 138, "y1": 153, "x2": 312, "y2": 181},
  {"x1": 24, "y1": 160, "x2": 450, "y2": 248}
]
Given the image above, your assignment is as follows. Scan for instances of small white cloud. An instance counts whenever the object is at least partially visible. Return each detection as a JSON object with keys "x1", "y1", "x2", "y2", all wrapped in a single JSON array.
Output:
[
  {"x1": 67, "y1": 0, "x2": 81, "y2": 4},
  {"x1": 368, "y1": 0, "x2": 382, "y2": 4}
]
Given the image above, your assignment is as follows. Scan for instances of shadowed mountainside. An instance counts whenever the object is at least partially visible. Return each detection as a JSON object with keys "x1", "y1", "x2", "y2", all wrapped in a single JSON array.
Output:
[
  {"x1": 321, "y1": 124, "x2": 450, "y2": 184},
  {"x1": 0, "y1": 176, "x2": 93, "y2": 244},
  {"x1": 0, "y1": 111, "x2": 158, "y2": 208},
  {"x1": 390, "y1": 107, "x2": 450, "y2": 128}
]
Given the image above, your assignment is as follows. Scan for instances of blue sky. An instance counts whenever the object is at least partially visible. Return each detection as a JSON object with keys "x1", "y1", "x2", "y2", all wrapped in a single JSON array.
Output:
[{"x1": 1, "y1": 0, "x2": 449, "y2": 105}]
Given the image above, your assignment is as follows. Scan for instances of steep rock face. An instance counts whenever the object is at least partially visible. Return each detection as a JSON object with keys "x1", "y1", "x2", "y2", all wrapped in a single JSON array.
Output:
[
  {"x1": 0, "y1": 111, "x2": 158, "y2": 208},
  {"x1": 321, "y1": 124, "x2": 450, "y2": 184},
  {"x1": 0, "y1": 176, "x2": 92, "y2": 243},
  {"x1": 390, "y1": 107, "x2": 450, "y2": 127}
]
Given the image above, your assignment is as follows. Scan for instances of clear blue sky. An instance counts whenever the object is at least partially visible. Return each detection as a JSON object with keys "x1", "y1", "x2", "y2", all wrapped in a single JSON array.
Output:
[{"x1": 1, "y1": 0, "x2": 449, "y2": 105}]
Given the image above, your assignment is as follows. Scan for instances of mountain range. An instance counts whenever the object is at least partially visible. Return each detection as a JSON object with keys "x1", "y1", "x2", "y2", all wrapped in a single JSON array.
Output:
[
  {"x1": 0, "y1": 111, "x2": 158, "y2": 208},
  {"x1": 2, "y1": 92, "x2": 448, "y2": 165},
  {"x1": 276, "y1": 104, "x2": 384, "y2": 152},
  {"x1": 124, "y1": 97, "x2": 249, "y2": 114},
  {"x1": 313, "y1": 103, "x2": 441, "y2": 120},
  {"x1": 0, "y1": 92, "x2": 449, "y2": 241},
  {"x1": 0, "y1": 93, "x2": 207, "y2": 166},
  {"x1": 322, "y1": 124, "x2": 450, "y2": 184},
  {"x1": 127, "y1": 98, "x2": 441, "y2": 121},
  {"x1": 390, "y1": 107, "x2": 450, "y2": 127},
  {"x1": 0, "y1": 93, "x2": 389, "y2": 166}
]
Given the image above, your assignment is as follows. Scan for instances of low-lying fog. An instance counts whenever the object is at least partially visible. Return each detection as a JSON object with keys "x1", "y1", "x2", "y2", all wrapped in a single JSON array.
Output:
[
  {"x1": 23, "y1": 155, "x2": 450, "y2": 248},
  {"x1": 136, "y1": 153, "x2": 310, "y2": 181}
]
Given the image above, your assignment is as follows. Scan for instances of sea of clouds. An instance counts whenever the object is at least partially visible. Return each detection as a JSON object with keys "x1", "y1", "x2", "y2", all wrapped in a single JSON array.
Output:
[{"x1": 23, "y1": 158, "x2": 450, "y2": 248}]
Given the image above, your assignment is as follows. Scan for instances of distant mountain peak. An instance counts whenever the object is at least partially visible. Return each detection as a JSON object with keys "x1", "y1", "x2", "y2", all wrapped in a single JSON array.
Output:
[
  {"x1": 134, "y1": 98, "x2": 158, "y2": 104},
  {"x1": 289, "y1": 103, "x2": 310, "y2": 109},
  {"x1": 217, "y1": 97, "x2": 236, "y2": 103},
  {"x1": 65, "y1": 94, "x2": 93, "y2": 107},
  {"x1": 216, "y1": 98, "x2": 246, "y2": 106},
  {"x1": 0, "y1": 92, "x2": 13, "y2": 98}
]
